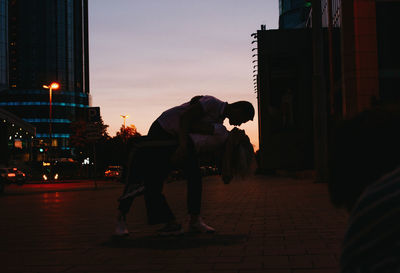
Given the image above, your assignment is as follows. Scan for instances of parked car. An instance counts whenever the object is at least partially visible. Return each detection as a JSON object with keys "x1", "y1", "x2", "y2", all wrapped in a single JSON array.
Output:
[
  {"x1": 0, "y1": 168, "x2": 27, "y2": 185},
  {"x1": 41, "y1": 167, "x2": 60, "y2": 182},
  {"x1": 104, "y1": 166, "x2": 122, "y2": 181}
]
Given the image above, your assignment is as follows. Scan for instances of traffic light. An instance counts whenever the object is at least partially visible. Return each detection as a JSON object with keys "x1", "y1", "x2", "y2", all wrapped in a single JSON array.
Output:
[{"x1": 305, "y1": 0, "x2": 312, "y2": 8}]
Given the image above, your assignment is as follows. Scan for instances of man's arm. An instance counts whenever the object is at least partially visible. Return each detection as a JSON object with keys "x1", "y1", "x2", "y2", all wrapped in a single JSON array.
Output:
[{"x1": 172, "y1": 102, "x2": 214, "y2": 163}]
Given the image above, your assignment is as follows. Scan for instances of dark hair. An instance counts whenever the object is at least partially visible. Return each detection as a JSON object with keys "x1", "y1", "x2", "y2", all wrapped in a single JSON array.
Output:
[
  {"x1": 328, "y1": 102, "x2": 400, "y2": 211},
  {"x1": 231, "y1": 101, "x2": 255, "y2": 121},
  {"x1": 190, "y1": 95, "x2": 204, "y2": 105},
  {"x1": 221, "y1": 128, "x2": 255, "y2": 182}
]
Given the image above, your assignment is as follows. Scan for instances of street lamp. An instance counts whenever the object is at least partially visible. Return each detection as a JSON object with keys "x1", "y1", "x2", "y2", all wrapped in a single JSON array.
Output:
[
  {"x1": 120, "y1": 115, "x2": 129, "y2": 145},
  {"x1": 120, "y1": 115, "x2": 129, "y2": 128},
  {"x1": 43, "y1": 82, "x2": 60, "y2": 174}
]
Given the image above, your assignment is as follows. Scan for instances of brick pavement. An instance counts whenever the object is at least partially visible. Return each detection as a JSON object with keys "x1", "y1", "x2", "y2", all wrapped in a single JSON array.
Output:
[{"x1": 0, "y1": 175, "x2": 348, "y2": 273}]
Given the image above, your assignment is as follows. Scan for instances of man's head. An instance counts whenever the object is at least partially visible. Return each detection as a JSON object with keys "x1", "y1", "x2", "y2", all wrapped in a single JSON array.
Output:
[
  {"x1": 226, "y1": 101, "x2": 255, "y2": 126},
  {"x1": 328, "y1": 101, "x2": 400, "y2": 211}
]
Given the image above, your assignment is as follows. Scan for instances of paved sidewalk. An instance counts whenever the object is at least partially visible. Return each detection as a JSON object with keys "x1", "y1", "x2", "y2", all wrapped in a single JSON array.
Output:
[{"x1": 0, "y1": 175, "x2": 348, "y2": 273}]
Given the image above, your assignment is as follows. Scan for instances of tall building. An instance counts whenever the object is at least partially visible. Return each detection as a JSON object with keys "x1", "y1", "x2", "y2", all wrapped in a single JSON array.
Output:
[
  {"x1": 253, "y1": 28, "x2": 314, "y2": 171},
  {"x1": 306, "y1": 0, "x2": 400, "y2": 118},
  {"x1": 0, "y1": 0, "x2": 90, "y2": 155},
  {"x1": 254, "y1": 0, "x2": 400, "y2": 174},
  {"x1": 371, "y1": 2, "x2": 400, "y2": 104},
  {"x1": 0, "y1": 0, "x2": 7, "y2": 90},
  {"x1": 279, "y1": 0, "x2": 311, "y2": 29}
]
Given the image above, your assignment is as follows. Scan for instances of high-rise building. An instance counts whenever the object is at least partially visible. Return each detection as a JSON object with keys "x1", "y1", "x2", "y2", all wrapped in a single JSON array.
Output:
[
  {"x1": 253, "y1": 27, "x2": 314, "y2": 172},
  {"x1": 279, "y1": 0, "x2": 311, "y2": 29},
  {"x1": 255, "y1": 0, "x2": 400, "y2": 174},
  {"x1": 0, "y1": 0, "x2": 90, "y2": 155},
  {"x1": 0, "y1": 0, "x2": 7, "y2": 90},
  {"x1": 374, "y1": 2, "x2": 400, "y2": 103},
  {"x1": 305, "y1": 0, "x2": 400, "y2": 118}
]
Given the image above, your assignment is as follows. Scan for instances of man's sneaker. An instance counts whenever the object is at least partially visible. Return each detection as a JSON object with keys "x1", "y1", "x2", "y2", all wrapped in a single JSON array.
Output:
[
  {"x1": 157, "y1": 223, "x2": 184, "y2": 236},
  {"x1": 189, "y1": 217, "x2": 215, "y2": 234},
  {"x1": 118, "y1": 184, "x2": 145, "y2": 201},
  {"x1": 115, "y1": 217, "x2": 129, "y2": 236}
]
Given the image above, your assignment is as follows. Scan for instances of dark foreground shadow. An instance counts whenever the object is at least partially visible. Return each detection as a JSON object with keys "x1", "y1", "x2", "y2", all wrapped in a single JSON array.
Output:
[{"x1": 102, "y1": 233, "x2": 247, "y2": 250}]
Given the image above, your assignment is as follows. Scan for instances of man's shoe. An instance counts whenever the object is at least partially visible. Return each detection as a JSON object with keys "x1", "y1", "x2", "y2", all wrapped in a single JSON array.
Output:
[
  {"x1": 189, "y1": 217, "x2": 215, "y2": 234},
  {"x1": 118, "y1": 184, "x2": 145, "y2": 201},
  {"x1": 157, "y1": 223, "x2": 184, "y2": 236},
  {"x1": 115, "y1": 217, "x2": 129, "y2": 236}
]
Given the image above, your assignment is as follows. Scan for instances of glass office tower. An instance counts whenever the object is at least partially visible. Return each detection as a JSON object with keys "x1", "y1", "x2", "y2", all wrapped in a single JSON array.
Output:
[
  {"x1": 279, "y1": 0, "x2": 311, "y2": 29},
  {"x1": 0, "y1": 0, "x2": 7, "y2": 90},
  {"x1": 0, "y1": 0, "x2": 89, "y2": 154}
]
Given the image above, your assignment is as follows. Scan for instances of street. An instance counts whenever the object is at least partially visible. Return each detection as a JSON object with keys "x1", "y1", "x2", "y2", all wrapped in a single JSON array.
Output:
[
  {"x1": 3, "y1": 180, "x2": 122, "y2": 195},
  {"x1": 0, "y1": 175, "x2": 348, "y2": 273}
]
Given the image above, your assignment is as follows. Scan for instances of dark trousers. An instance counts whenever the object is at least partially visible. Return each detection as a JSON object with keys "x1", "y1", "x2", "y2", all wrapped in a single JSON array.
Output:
[{"x1": 118, "y1": 121, "x2": 202, "y2": 225}]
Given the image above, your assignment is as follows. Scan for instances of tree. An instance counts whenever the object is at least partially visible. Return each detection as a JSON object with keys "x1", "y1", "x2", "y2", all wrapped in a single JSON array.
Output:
[
  {"x1": 116, "y1": 124, "x2": 141, "y2": 140},
  {"x1": 70, "y1": 118, "x2": 110, "y2": 167}
]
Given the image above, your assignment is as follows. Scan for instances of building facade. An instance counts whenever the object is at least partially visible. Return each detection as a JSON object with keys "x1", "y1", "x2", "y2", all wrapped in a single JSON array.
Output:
[
  {"x1": 375, "y1": 1, "x2": 400, "y2": 103},
  {"x1": 255, "y1": 0, "x2": 400, "y2": 173},
  {"x1": 307, "y1": 0, "x2": 400, "y2": 118},
  {"x1": 0, "y1": 0, "x2": 7, "y2": 90},
  {"x1": 255, "y1": 28, "x2": 314, "y2": 171},
  {"x1": 0, "y1": 107, "x2": 35, "y2": 166},
  {"x1": 0, "y1": 0, "x2": 90, "y2": 156},
  {"x1": 279, "y1": 0, "x2": 311, "y2": 29}
]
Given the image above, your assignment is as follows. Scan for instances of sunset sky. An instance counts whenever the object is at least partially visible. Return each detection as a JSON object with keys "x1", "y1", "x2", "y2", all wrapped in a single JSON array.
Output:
[{"x1": 89, "y1": 0, "x2": 279, "y2": 150}]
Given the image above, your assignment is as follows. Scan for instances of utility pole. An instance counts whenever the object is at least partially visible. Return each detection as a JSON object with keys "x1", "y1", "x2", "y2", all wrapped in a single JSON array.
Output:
[{"x1": 312, "y1": 0, "x2": 329, "y2": 183}]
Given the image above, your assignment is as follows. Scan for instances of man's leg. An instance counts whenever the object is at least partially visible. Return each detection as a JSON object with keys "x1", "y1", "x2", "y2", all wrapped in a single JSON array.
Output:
[
  {"x1": 143, "y1": 145, "x2": 184, "y2": 236},
  {"x1": 118, "y1": 146, "x2": 146, "y2": 203},
  {"x1": 144, "y1": 167, "x2": 175, "y2": 225},
  {"x1": 117, "y1": 143, "x2": 147, "y2": 214},
  {"x1": 116, "y1": 120, "x2": 180, "y2": 236},
  {"x1": 184, "y1": 152, "x2": 202, "y2": 216},
  {"x1": 183, "y1": 146, "x2": 215, "y2": 233},
  {"x1": 115, "y1": 143, "x2": 148, "y2": 236}
]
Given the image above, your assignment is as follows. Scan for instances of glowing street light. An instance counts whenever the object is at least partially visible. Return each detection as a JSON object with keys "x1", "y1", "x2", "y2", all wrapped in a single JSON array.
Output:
[
  {"x1": 120, "y1": 115, "x2": 129, "y2": 128},
  {"x1": 43, "y1": 82, "x2": 60, "y2": 145},
  {"x1": 43, "y1": 82, "x2": 60, "y2": 179}
]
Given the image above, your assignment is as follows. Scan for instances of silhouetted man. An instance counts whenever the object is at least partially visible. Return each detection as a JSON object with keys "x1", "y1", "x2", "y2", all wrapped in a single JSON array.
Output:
[{"x1": 115, "y1": 95, "x2": 255, "y2": 236}]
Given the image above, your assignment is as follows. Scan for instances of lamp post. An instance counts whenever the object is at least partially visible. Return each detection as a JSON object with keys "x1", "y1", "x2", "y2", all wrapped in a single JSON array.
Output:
[
  {"x1": 120, "y1": 115, "x2": 129, "y2": 128},
  {"x1": 120, "y1": 115, "x2": 129, "y2": 144},
  {"x1": 43, "y1": 82, "x2": 60, "y2": 174}
]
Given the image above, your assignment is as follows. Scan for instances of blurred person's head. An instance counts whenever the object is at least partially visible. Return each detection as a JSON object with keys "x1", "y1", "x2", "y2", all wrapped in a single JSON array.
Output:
[
  {"x1": 221, "y1": 128, "x2": 256, "y2": 184},
  {"x1": 328, "y1": 101, "x2": 400, "y2": 212}
]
